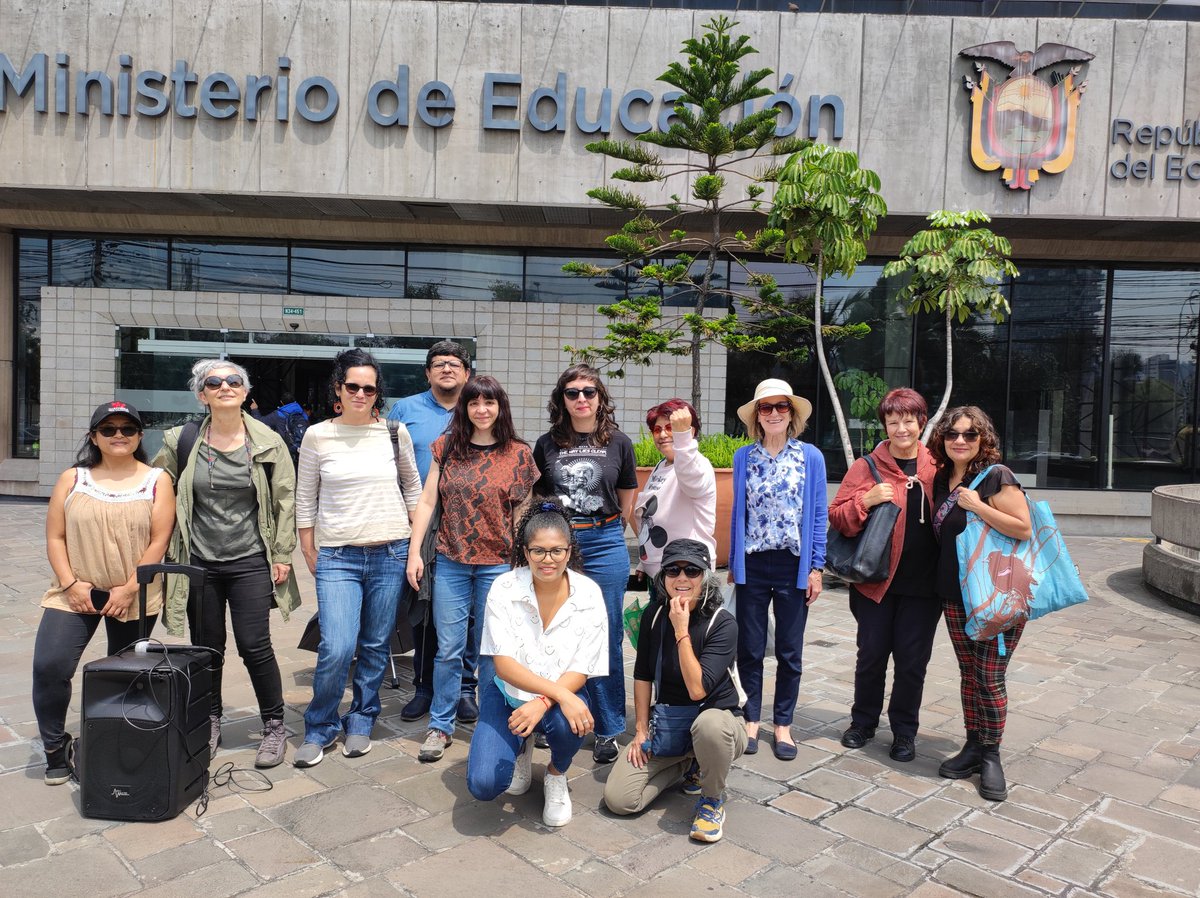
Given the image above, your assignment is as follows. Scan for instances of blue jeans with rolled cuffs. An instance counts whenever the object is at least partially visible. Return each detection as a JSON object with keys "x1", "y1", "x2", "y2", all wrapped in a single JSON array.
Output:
[
  {"x1": 429, "y1": 555, "x2": 509, "y2": 736},
  {"x1": 573, "y1": 519, "x2": 630, "y2": 739},
  {"x1": 303, "y1": 540, "x2": 408, "y2": 747},
  {"x1": 466, "y1": 675, "x2": 590, "y2": 800}
]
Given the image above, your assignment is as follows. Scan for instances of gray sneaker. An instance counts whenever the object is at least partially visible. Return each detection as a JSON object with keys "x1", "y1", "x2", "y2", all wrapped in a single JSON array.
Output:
[
  {"x1": 342, "y1": 734, "x2": 372, "y2": 758},
  {"x1": 294, "y1": 739, "x2": 334, "y2": 768},
  {"x1": 418, "y1": 729, "x2": 451, "y2": 762},
  {"x1": 255, "y1": 719, "x2": 288, "y2": 769}
]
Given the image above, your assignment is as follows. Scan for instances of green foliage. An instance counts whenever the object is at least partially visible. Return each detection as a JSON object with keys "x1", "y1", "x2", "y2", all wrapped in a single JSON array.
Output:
[
  {"x1": 631, "y1": 430, "x2": 753, "y2": 469},
  {"x1": 834, "y1": 368, "x2": 888, "y2": 454}
]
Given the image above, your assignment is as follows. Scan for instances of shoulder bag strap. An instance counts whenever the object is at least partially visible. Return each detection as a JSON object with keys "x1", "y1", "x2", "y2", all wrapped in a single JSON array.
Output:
[
  {"x1": 862, "y1": 454, "x2": 883, "y2": 483},
  {"x1": 176, "y1": 419, "x2": 202, "y2": 473}
]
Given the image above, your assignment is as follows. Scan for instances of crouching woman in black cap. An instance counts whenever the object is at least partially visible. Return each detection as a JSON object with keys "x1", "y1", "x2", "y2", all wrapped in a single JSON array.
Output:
[{"x1": 603, "y1": 539, "x2": 745, "y2": 843}]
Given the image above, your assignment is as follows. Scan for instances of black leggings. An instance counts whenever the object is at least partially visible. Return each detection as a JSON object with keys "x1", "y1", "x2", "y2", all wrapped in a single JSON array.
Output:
[
  {"x1": 32, "y1": 607, "x2": 155, "y2": 753},
  {"x1": 191, "y1": 553, "x2": 284, "y2": 722}
]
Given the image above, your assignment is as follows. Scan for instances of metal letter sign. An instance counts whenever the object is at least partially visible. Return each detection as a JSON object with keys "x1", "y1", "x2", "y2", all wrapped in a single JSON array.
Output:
[{"x1": 960, "y1": 42, "x2": 1093, "y2": 191}]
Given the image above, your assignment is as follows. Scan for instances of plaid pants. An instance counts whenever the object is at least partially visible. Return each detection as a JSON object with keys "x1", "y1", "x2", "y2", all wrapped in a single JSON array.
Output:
[{"x1": 941, "y1": 594, "x2": 1025, "y2": 745}]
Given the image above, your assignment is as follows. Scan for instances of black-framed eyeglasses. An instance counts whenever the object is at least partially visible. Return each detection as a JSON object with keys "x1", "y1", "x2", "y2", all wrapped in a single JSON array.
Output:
[
  {"x1": 95, "y1": 424, "x2": 141, "y2": 438},
  {"x1": 563, "y1": 387, "x2": 598, "y2": 400},
  {"x1": 203, "y1": 374, "x2": 245, "y2": 390},
  {"x1": 945, "y1": 429, "x2": 981, "y2": 443},
  {"x1": 341, "y1": 382, "x2": 379, "y2": 396},
  {"x1": 429, "y1": 360, "x2": 465, "y2": 371},
  {"x1": 526, "y1": 546, "x2": 570, "y2": 562},
  {"x1": 757, "y1": 400, "x2": 792, "y2": 416},
  {"x1": 663, "y1": 564, "x2": 704, "y2": 578}
]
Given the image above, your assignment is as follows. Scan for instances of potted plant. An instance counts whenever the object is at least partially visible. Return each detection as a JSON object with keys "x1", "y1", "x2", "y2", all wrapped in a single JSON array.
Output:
[{"x1": 632, "y1": 431, "x2": 753, "y2": 567}]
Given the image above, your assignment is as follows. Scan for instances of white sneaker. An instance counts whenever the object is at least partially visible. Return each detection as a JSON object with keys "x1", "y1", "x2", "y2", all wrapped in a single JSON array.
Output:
[
  {"x1": 542, "y1": 770, "x2": 572, "y2": 827},
  {"x1": 507, "y1": 739, "x2": 532, "y2": 796}
]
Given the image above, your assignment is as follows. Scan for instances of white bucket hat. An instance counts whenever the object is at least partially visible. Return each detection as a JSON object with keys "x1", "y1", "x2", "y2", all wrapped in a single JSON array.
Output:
[{"x1": 737, "y1": 378, "x2": 813, "y2": 437}]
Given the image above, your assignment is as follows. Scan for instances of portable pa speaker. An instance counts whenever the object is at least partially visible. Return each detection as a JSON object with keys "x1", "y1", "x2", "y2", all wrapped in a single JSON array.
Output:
[{"x1": 78, "y1": 563, "x2": 214, "y2": 822}]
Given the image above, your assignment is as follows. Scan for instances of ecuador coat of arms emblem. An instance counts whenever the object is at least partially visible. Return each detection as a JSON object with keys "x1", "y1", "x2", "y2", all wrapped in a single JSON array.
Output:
[{"x1": 960, "y1": 41, "x2": 1094, "y2": 190}]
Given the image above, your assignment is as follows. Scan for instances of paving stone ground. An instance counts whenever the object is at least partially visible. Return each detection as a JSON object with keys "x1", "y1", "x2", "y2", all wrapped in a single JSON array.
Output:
[{"x1": 0, "y1": 498, "x2": 1196, "y2": 897}]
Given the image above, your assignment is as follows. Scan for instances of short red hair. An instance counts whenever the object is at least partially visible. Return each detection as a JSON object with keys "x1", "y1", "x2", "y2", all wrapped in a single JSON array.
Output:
[
  {"x1": 645, "y1": 398, "x2": 701, "y2": 436},
  {"x1": 877, "y1": 387, "x2": 929, "y2": 429}
]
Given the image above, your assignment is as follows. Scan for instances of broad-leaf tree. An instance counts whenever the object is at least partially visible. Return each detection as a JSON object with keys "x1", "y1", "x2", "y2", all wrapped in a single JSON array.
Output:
[
  {"x1": 882, "y1": 209, "x2": 1019, "y2": 438},
  {"x1": 767, "y1": 143, "x2": 888, "y2": 468},
  {"x1": 564, "y1": 15, "x2": 809, "y2": 410}
]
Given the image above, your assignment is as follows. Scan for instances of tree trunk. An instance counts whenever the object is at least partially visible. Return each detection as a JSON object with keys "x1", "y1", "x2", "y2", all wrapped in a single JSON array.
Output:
[
  {"x1": 922, "y1": 305, "x2": 954, "y2": 440},
  {"x1": 812, "y1": 252, "x2": 855, "y2": 468}
]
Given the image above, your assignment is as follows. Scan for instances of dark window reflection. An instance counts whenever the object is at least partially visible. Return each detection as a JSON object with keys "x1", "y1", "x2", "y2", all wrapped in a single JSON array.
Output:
[
  {"x1": 526, "y1": 254, "x2": 626, "y2": 304},
  {"x1": 291, "y1": 244, "x2": 405, "y2": 297},
  {"x1": 626, "y1": 257, "x2": 729, "y2": 309},
  {"x1": 406, "y1": 249, "x2": 522, "y2": 302},
  {"x1": 171, "y1": 242, "x2": 287, "y2": 293},
  {"x1": 14, "y1": 236, "x2": 48, "y2": 457}
]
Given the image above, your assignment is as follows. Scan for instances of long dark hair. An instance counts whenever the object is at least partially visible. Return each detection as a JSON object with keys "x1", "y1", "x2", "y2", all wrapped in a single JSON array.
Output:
[
  {"x1": 510, "y1": 499, "x2": 583, "y2": 572},
  {"x1": 650, "y1": 568, "x2": 725, "y2": 620},
  {"x1": 75, "y1": 420, "x2": 149, "y2": 468},
  {"x1": 330, "y1": 348, "x2": 385, "y2": 416},
  {"x1": 546, "y1": 364, "x2": 619, "y2": 448},
  {"x1": 442, "y1": 375, "x2": 525, "y2": 462},
  {"x1": 929, "y1": 405, "x2": 1002, "y2": 480}
]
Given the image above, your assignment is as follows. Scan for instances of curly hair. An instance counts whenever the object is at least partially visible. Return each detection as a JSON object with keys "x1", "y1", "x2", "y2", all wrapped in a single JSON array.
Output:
[
  {"x1": 442, "y1": 375, "x2": 526, "y2": 462},
  {"x1": 330, "y1": 348, "x2": 385, "y2": 416},
  {"x1": 546, "y1": 364, "x2": 619, "y2": 449},
  {"x1": 929, "y1": 405, "x2": 1002, "y2": 479},
  {"x1": 510, "y1": 499, "x2": 583, "y2": 572},
  {"x1": 645, "y1": 397, "x2": 701, "y2": 437},
  {"x1": 650, "y1": 568, "x2": 725, "y2": 621}
]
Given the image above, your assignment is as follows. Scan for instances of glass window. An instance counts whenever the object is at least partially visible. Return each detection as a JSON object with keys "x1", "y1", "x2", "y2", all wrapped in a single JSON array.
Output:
[
  {"x1": 406, "y1": 249, "x2": 523, "y2": 302},
  {"x1": 525, "y1": 254, "x2": 627, "y2": 304},
  {"x1": 626, "y1": 257, "x2": 729, "y2": 309},
  {"x1": 50, "y1": 237, "x2": 99, "y2": 286},
  {"x1": 97, "y1": 239, "x2": 169, "y2": 288},
  {"x1": 290, "y1": 244, "x2": 405, "y2": 297},
  {"x1": 171, "y1": 241, "x2": 287, "y2": 293},
  {"x1": 1109, "y1": 269, "x2": 1200, "y2": 490},
  {"x1": 14, "y1": 236, "x2": 48, "y2": 457}
]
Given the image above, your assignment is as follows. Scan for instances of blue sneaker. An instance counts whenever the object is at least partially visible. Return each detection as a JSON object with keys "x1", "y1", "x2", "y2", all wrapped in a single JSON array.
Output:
[
  {"x1": 680, "y1": 759, "x2": 702, "y2": 796},
  {"x1": 690, "y1": 796, "x2": 725, "y2": 843}
]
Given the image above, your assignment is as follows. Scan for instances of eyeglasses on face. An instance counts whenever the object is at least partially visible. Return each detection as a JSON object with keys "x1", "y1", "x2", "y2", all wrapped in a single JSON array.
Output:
[
  {"x1": 757, "y1": 400, "x2": 792, "y2": 416},
  {"x1": 945, "y1": 429, "x2": 981, "y2": 443},
  {"x1": 526, "y1": 546, "x2": 570, "y2": 562},
  {"x1": 563, "y1": 387, "x2": 598, "y2": 400},
  {"x1": 95, "y1": 424, "x2": 141, "y2": 438},
  {"x1": 429, "y1": 360, "x2": 465, "y2": 371},
  {"x1": 202, "y1": 374, "x2": 245, "y2": 390},
  {"x1": 663, "y1": 564, "x2": 704, "y2": 578},
  {"x1": 650, "y1": 424, "x2": 673, "y2": 436},
  {"x1": 341, "y1": 382, "x2": 379, "y2": 396}
]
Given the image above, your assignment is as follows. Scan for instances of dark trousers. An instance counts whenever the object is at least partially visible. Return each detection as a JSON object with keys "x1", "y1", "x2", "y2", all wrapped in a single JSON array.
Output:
[
  {"x1": 848, "y1": 586, "x2": 943, "y2": 739},
  {"x1": 410, "y1": 613, "x2": 477, "y2": 697},
  {"x1": 32, "y1": 607, "x2": 155, "y2": 752},
  {"x1": 191, "y1": 553, "x2": 284, "y2": 722},
  {"x1": 736, "y1": 549, "x2": 809, "y2": 726}
]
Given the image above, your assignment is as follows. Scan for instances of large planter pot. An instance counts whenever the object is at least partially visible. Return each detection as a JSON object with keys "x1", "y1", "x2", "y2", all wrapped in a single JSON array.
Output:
[{"x1": 635, "y1": 466, "x2": 733, "y2": 568}]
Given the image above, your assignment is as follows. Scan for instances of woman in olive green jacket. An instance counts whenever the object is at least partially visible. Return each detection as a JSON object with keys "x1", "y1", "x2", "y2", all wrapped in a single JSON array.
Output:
[{"x1": 153, "y1": 360, "x2": 301, "y2": 769}]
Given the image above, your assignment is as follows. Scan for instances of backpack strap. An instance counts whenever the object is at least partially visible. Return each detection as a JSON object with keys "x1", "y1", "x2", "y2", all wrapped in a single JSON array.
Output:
[{"x1": 175, "y1": 420, "x2": 202, "y2": 475}]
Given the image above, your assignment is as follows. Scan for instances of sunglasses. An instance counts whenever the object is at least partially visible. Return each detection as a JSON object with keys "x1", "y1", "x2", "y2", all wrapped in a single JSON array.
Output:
[
  {"x1": 650, "y1": 424, "x2": 673, "y2": 436},
  {"x1": 945, "y1": 429, "x2": 981, "y2": 443},
  {"x1": 341, "y1": 382, "x2": 379, "y2": 396},
  {"x1": 202, "y1": 374, "x2": 245, "y2": 390},
  {"x1": 527, "y1": 546, "x2": 570, "y2": 562},
  {"x1": 757, "y1": 400, "x2": 792, "y2": 416},
  {"x1": 663, "y1": 564, "x2": 704, "y2": 578},
  {"x1": 563, "y1": 387, "x2": 598, "y2": 400},
  {"x1": 95, "y1": 424, "x2": 141, "y2": 438}
]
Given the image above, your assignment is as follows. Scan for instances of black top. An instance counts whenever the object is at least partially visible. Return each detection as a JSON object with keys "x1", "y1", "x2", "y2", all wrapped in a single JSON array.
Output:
[
  {"x1": 934, "y1": 464, "x2": 1022, "y2": 601},
  {"x1": 633, "y1": 602, "x2": 741, "y2": 713},
  {"x1": 534, "y1": 430, "x2": 638, "y2": 518},
  {"x1": 888, "y1": 456, "x2": 939, "y2": 598}
]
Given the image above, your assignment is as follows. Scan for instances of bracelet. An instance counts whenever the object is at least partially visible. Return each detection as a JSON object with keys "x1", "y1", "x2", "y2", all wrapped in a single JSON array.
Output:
[
  {"x1": 676, "y1": 633, "x2": 691, "y2": 645},
  {"x1": 537, "y1": 695, "x2": 552, "y2": 710},
  {"x1": 63, "y1": 578, "x2": 78, "y2": 591}
]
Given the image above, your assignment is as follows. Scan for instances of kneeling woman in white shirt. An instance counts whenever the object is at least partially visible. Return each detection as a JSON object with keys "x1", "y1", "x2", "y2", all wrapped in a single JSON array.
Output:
[{"x1": 466, "y1": 501, "x2": 608, "y2": 827}]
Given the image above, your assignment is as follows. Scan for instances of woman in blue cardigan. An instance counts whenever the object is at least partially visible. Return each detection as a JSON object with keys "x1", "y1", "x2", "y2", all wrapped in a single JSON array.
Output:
[{"x1": 729, "y1": 379, "x2": 826, "y2": 761}]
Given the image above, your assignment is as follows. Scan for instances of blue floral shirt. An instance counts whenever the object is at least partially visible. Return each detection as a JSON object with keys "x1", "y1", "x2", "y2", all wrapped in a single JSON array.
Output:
[{"x1": 744, "y1": 439, "x2": 806, "y2": 555}]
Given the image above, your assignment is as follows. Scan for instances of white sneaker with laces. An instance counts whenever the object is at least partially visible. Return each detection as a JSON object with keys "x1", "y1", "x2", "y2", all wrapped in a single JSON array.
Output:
[
  {"x1": 542, "y1": 770, "x2": 572, "y2": 827},
  {"x1": 507, "y1": 739, "x2": 532, "y2": 795}
]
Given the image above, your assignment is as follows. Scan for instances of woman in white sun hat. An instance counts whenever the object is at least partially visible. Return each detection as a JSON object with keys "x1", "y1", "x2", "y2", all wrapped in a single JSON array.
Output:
[{"x1": 728, "y1": 378, "x2": 826, "y2": 762}]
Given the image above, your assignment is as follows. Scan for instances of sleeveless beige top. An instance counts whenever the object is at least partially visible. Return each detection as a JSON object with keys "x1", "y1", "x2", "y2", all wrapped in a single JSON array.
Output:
[{"x1": 41, "y1": 466, "x2": 163, "y2": 622}]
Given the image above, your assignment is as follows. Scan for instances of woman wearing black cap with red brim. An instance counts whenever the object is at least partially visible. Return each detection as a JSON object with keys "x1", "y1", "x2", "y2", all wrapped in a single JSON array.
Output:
[
  {"x1": 604, "y1": 538, "x2": 745, "y2": 844},
  {"x1": 31, "y1": 401, "x2": 175, "y2": 785}
]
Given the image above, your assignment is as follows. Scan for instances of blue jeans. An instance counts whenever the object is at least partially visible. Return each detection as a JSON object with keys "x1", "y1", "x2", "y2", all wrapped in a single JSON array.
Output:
[
  {"x1": 574, "y1": 520, "x2": 630, "y2": 739},
  {"x1": 303, "y1": 540, "x2": 408, "y2": 746},
  {"x1": 430, "y1": 555, "x2": 508, "y2": 735},
  {"x1": 466, "y1": 676, "x2": 589, "y2": 800},
  {"x1": 736, "y1": 549, "x2": 809, "y2": 726}
]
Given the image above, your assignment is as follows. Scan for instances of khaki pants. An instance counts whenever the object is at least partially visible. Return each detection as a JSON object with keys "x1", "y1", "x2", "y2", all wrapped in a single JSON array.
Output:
[{"x1": 604, "y1": 708, "x2": 747, "y2": 814}]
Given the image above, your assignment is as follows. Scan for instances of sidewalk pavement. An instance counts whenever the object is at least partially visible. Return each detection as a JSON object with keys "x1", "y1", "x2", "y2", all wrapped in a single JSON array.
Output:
[{"x1": 0, "y1": 498, "x2": 1196, "y2": 898}]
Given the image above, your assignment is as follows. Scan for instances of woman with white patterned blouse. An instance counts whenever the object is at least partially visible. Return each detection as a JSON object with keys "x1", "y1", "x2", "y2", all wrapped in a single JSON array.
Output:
[{"x1": 728, "y1": 379, "x2": 827, "y2": 762}]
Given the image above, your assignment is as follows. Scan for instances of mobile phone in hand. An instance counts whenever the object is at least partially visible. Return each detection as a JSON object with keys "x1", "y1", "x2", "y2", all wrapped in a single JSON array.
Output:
[{"x1": 90, "y1": 588, "x2": 110, "y2": 611}]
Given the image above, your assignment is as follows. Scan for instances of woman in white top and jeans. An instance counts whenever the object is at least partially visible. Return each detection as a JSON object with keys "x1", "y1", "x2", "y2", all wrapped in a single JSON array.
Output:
[{"x1": 294, "y1": 349, "x2": 423, "y2": 767}]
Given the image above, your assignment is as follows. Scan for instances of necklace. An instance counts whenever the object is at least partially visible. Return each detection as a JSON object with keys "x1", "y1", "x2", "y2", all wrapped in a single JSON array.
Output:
[{"x1": 202, "y1": 422, "x2": 252, "y2": 491}]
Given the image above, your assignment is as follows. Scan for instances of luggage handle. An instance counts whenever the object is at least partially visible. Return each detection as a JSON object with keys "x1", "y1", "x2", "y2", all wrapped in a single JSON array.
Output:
[{"x1": 136, "y1": 563, "x2": 207, "y2": 643}]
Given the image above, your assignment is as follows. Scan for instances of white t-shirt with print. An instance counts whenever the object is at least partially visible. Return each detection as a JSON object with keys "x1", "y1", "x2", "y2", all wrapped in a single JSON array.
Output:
[{"x1": 481, "y1": 567, "x2": 609, "y2": 703}]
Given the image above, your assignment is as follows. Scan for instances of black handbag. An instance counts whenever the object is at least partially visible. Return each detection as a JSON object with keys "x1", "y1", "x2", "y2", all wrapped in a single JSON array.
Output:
[{"x1": 826, "y1": 455, "x2": 901, "y2": 583}]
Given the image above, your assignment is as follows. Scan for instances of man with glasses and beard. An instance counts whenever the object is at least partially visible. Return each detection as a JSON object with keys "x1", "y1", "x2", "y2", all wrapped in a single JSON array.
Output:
[{"x1": 386, "y1": 341, "x2": 479, "y2": 723}]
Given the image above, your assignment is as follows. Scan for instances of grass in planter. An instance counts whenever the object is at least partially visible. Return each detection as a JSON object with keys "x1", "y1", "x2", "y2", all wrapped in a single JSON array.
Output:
[{"x1": 632, "y1": 430, "x2": 752, "y2": 469}]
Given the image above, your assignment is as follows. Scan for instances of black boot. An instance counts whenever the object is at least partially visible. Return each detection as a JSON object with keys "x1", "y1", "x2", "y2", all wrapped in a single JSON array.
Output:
[
  {"x1": 978, "y1": 745, "x2": 1007, "y2": 801},
  {"x1": 938, "y1": 731, "x2": 981, "y2": 779}
]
